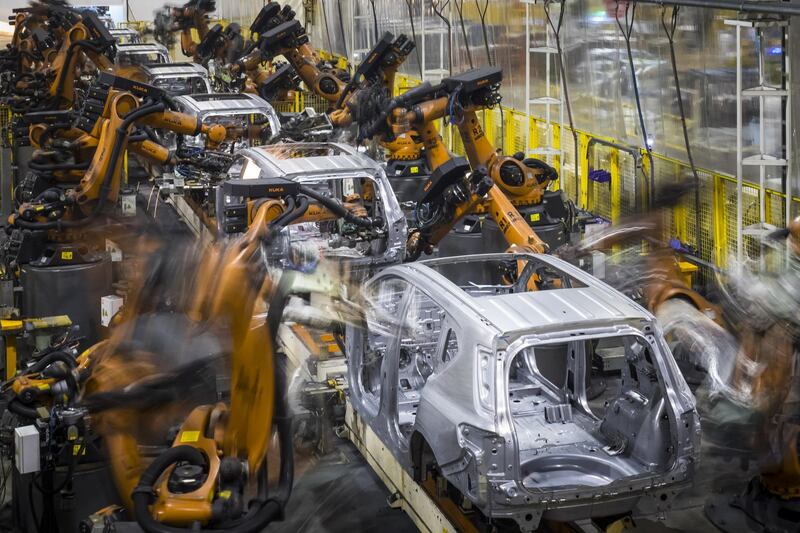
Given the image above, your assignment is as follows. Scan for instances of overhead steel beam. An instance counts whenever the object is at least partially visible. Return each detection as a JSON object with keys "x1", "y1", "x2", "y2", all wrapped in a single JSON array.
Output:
[{"x1": 632, "y1": 0, "x2": 800, "y2": 17}]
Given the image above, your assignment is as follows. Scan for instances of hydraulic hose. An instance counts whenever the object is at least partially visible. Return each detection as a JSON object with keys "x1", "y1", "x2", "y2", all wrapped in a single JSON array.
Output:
[
  {"x1": 8, "y1": 398, "x2": 39, "y2": 419},
  {"x1": 24, "y1": 350, "x2": 77, "y2": 374},
  {"x1": 297, "y1": 185, "x2": 375, "y2": 228},
  {"x1": 269, "y1": 196, "x2": 297, "y2": 226},
  {"x1": 251, "y1": 195, "x2": 295, "y2": 240},
  {"x1": 274, "y1": 196, "x2": 309, "y2": 229},
  {"x1": 265, "y1": 195, "x2": 309, "y2": 241}
]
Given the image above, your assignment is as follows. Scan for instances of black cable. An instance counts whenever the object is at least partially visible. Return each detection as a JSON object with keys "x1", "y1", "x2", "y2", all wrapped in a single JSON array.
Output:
[
  {"x1": 253, "y1": 195, "x2": 296, "y2": 243},
  {"x1": 32, "y1": 441, "x2": 86, "y2": 495},
  {"x1": 661, "y1": 5, "x2": 701, "y2": 257},
  {"x1": 23, "y1": 350, "x2": 77, "y2": 374},
  {"x1": 454, "y1": 0, "x2": 473, "y2": 68},
  {"x1": 8, "y1": 399, "x2": 38, "y2": 419},
  {"x1": 336, "y1": 0, "x2": 348, "y2": 60},
  {"x1": 368, "y1": 0, "x2": 379, "y2": 44},
  {"x1": 297, "y1": 185, "x2": 375, "y2": 228},
  {"x1": 430, "y1": 0, "x2": 453, "y2": 74},
  {"x1": 404, "y1": 0, "x2": 423, "y2": 79},
  {"x1": 128, "y1": 132, "x2": 149, "y2": 143},
  {"x1": 268, "y1": 196, "x2": 308, "y2": 237},
  {"x1": 544, "y1": 0, "x2": 579, "y2": 203},
  {"x1": 28, "y1": 476, "x2": 40, "y2": 533},
  {"x1": 475, "y1": 0, "x2": 492, "y2": 66},
  {"x1": 615, "y1": 0, "x2": 655, "y2": 205}
]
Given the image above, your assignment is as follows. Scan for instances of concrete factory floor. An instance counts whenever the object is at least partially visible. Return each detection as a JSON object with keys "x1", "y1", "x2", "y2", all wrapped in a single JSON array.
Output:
[
  {"x1": 271, "y1": 378, "x2": 762, "y2": 533},
  {"x1": 272, "y1": 440, "x2": 417, "y2": 533},
  {"x1": 266, "y1": 436, "x2": 756, "y2": 533}
]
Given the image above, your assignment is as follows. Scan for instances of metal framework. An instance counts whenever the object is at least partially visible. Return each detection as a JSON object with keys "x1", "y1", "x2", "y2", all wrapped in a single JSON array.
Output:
[
  {"x1": 522, "y1": 0, "x2": 566, "y2": 173},
  {"x1": 725, "y1": 16, "x2": 792, "y2": 263}
]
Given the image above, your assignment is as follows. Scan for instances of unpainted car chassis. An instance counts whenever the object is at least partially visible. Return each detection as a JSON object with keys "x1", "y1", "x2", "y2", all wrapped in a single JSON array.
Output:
[{"x1": 345, "y1": 253, "x2": 699, "y2": 531}]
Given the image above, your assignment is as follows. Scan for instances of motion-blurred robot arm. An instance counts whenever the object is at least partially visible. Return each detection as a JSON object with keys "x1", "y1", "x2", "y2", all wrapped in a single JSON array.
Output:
[
  {"x1": 559, "y1": 183, "x2": 720, "y2": 317},
  {"x1": 78, "y1": 192, "x2": 370, "y2": 528}
]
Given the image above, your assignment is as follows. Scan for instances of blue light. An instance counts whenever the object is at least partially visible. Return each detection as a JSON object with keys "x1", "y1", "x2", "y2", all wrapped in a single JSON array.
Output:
[{"x1": 769, "y1": 46, "x2": 783, "y2": 55}]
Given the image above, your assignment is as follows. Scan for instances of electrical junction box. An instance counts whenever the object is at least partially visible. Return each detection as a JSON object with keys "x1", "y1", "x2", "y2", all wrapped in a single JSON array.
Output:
[
  {"x1": 120, "y1": 189, "x2": 136, "y2": 217},
  {"x1": 591, "y1": 251, "x2": 606, "y2": 280},
  {"x1": 101, "y1": 295, "x2": 124, "y2": 327},
  {"x1": 14, "y1": 425, "x2": 40, "y2": 474},
  {"x1": 105, "y1": 239, "x2": 122, "y2": 262}
]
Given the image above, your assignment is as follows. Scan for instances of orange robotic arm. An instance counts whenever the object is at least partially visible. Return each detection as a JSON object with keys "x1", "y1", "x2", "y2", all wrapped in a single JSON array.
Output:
[
  {"x1": 81, "y1": 198, "x2": 300, "y2": 526},
  {"x1": 170, "y1": 0, "x2": 214, "y2": 58},
  {"x1": 252, "y1": 14, "x2": 345, "y2": 104},
  {"x1": 12, "y1": 76, "x2": 227, "y2": 229},
  {"x1": 381, "y1": 77, "x2": 548, "y2": 257},
  {"x1": 47, "y1": 13, "x2": 116, "y2": 108}
]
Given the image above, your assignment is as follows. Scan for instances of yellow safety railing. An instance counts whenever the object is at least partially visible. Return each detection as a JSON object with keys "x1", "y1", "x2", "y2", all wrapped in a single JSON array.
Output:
[{"x1": 391, "y1": 73, "x2": 800, "y2": 276}]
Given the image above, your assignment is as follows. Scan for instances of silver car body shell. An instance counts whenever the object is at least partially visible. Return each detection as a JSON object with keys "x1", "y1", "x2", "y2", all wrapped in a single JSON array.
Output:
[
  {"x1": 139, "y1": 62, "x2": 213, "y2": 94},
  {"x1": 173, "y1": 93, "x2": 281, "y2": 142},
  {"x1": 225, "y1": 142, "x2": 406, "y2": 271},
  {"x1": 345, "y1": 252, "x2": 699, "y2": 531},
  {"x1": 115, "y1": 43, "x2": 171, "y2": 65},
  {"x1": 108, "y1": 28, "x2": 141, "y2": 45}
]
